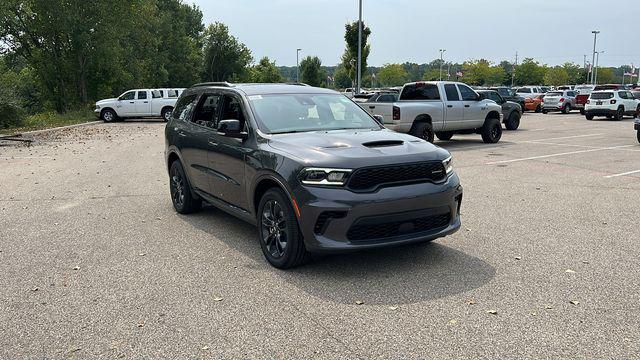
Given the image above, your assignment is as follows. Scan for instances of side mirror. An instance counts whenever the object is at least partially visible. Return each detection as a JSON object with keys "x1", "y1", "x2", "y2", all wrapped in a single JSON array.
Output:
[
  {"x1": 217, "y1": 119, "x2": 248, "y2": 140},
  {"x1": 477, "y1": 93, "x2": 485, "y2": 101},
  {"x1": 373, "y1": 114, "x2": 384, "y2": 125}
]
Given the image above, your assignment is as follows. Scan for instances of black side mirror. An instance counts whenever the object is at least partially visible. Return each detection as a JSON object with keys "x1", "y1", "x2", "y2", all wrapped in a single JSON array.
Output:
[
  {"x1": 477, "y1": 93, "x2": 485, "y2": 101},
  {"x1": 372, "y1": 114, "x2": 384, "y2": 125},
  {"x1": 217, "y1": 119, "x2": 247, "y2": 140}
]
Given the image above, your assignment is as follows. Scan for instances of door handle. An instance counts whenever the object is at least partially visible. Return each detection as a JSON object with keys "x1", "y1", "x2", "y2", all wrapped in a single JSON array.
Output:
[
  {"x1": 129, "y1": 102, "x2": 134, "y2": 104},
  {"x1": 447, "y1": 105, "x2": 453, "y2": 108},
  {"x1": 143, "y1": 101, "x2": 148, "y2": 103},
  {"x1": 369, "y1": 106, "x2": 375, "y2": 109},
  {"x1": 208, "y1": 139, "x2": 218, "y2": 146},
  {"x1": 464, "y1": 105, "x2": 470, "y2": 108},
  {"x1": 177, "y1": 131, "x2": 187, "y2": 137}
]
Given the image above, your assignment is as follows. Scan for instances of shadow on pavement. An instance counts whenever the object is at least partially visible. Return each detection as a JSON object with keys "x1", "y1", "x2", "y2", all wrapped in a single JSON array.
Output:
[{"x1": 185, "y1": 206, "x2": 496, "y2": 305}]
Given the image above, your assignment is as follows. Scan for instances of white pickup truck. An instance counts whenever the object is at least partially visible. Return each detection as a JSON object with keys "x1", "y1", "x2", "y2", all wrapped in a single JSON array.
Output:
[
  {"x1": 362, "y1": 81, "x2": 503, "y2": 143},
  {"x1": 95, "y1": 88, "x2": 184, "y2": 122}
]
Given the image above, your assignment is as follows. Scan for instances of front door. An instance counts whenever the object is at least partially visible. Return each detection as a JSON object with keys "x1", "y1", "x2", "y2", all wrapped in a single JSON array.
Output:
[
  {"x1": 458, "y1": 84, "x2": 485, "y2": 128},
  {"x1": 443, "y1": 83, "x2": 464, "y2": 130},
  {"x1": 117, "y1": 91, "x2": 136, "y2": 116}
]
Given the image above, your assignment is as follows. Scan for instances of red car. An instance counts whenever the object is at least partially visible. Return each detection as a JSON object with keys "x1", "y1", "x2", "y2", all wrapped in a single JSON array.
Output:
[{"x1": 524, "y1": 94, "x2": 544, "y2": 112}]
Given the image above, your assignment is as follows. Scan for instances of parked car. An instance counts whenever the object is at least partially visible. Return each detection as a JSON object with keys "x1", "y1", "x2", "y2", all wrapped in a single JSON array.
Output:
[
  {"x1": 165, "y1": 82, "x2": 463, "y2": 268},
  {"x1": 524, "y1": 94, "x2": 544, "y2": 112},
  {"x1": 489, "y1": 87, "x2": 526, "y2": 109},
  {"x1": 584, "y1": 90, "x2": 640, "y2": 120},
  {"x1": 477, "y1": 90, "x2": 522, "y2": 130},
  {"x1": 635, "y1": 109, "x2": 640, "y2": 143},
  {"x1": 575, "y1": 85, "x2": 595, "y2": 115},
  {"x1": 557, "y1": 85, "x2": 575, "y2": 91},
  {"x1": 95, "y1": 88, "x2": 184, "y2": 122},
  {"x1": 365, "y1": 91, "x2": 399, "y2": 103},
  {"x1": 363, "y1": 81, "x2": 503, "y2": 143},
  {"x1": 541, "y1": 90, "x2": 577, "y2": 114},
  {"x1": 516, "y1": 86, "x2": 544, "y2": 99}
]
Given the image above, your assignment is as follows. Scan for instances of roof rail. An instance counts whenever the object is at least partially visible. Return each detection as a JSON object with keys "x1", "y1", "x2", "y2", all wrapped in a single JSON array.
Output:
[{"x1": 191, "y1": 82, "x2": 234, "y2": 88}]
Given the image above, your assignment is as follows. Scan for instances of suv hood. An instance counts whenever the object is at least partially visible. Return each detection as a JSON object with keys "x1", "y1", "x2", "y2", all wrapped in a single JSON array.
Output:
[{"x1": 267, "y1": 129, "x2": 448, "y2": 168}]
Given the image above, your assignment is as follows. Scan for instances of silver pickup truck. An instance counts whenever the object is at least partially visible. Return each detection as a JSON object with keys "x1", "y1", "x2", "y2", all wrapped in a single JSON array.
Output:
[{"x1": 363, "y1": 81, "x2": 503, "y2": 143}]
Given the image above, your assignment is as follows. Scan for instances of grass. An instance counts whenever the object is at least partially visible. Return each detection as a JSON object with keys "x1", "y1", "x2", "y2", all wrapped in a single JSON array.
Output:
[{"x1": 1, "y1": 108, "x2": 96, "y2": 134}]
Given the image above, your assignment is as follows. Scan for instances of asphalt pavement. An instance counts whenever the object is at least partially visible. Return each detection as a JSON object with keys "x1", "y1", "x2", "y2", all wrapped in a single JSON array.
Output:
[{"x1": 1, "y1": 113, "x2": 639, "y2": 359}]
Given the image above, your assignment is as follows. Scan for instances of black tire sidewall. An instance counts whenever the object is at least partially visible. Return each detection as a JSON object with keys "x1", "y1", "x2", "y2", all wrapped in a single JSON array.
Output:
[
  {"x1": 412, "y1": 122, "x2": 434, "y2": 143},
  {"x1": 162, "y1": 107, "x2": 173, "y2": 122},
  {"x1": 506, "y1": 112, "x2": 520, "y2": 130},
  {"x1": 482, "y1": 118, "x2": 502, "y2": 143},
  {"x1": 169, "y1": 160, "x2": 200, "y2": 214}
]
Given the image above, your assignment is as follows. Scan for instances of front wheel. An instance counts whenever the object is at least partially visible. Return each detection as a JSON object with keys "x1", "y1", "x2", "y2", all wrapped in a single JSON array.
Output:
[
  {"x1": 257, "y1": 188, "x2": 309, "y2": 269},
  {"x1": 563, "y1": 104, "x2": 571, "y2": 114},
  {"x1": 161, "y1": 107, "x2": 173, "y2": 122},
  {"x1": 542, "y1": 109, "x2": 548, "y2": 114},
  {"x1": 481, "y1": 118, "x2": 502, "y2": 143},
  {"x1": 505, "y1": 112, "x2": 520, "y2": 130},
  {"x1": 580, "y1": 109, "x2": 585, "y2": 115},
  {"x1": 169, "y1": 160, "x2": 202, "y2": 214},
  {"x1": 614, "y1": 107, "x2": 624, "y2": 121},
  {"x1": 435, "y1": 131, "x2": 454, "y2": 141},
  {"x1": 535, "y1": 105, "x2": 542, "y2": 113},
  {"x1": 101, "y1": 109, "x2": 117, "y2": 123},
  {"x1": 411, "y1": 122, "x2": 435, "y2": 143}
]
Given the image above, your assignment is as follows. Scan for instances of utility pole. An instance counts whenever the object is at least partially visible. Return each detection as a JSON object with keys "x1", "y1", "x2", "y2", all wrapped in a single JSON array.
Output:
[
  {"x1": 439, "y1": 49, "x2": 446, "y2": 81},
  {"x1": 511, "y1": 51, "x2": 518, "y2": 87},
  {"x1": 447, "y1": 62, "x2": 451, "y2": 80},
  {"x1": 590, "y1": 30, "x2": 600, "y2": 84},
  {"x1": 296, "y1": 48, "x2": 302, "y2": 83},
  {"x1": 356, "y1": 0, "x2": 363, "y2": 94},
  {"x1": 594, "y1": 50, "x2": 604, "y2": 85}
]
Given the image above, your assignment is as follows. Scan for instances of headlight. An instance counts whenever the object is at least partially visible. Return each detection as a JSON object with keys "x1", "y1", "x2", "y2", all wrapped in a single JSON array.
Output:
[
  {"x1": 442, "y1": 156, "x2": 453, "y2": 175},
  {"x1": 95, "y1": 105, "x2": 101, "y2": 110},
  {"x1": 300, "y1": 168, "x2": 352, "y2": 186}
]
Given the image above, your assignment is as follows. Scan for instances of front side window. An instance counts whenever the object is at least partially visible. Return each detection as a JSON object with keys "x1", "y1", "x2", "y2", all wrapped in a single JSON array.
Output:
[
  {"x1": 400, "y1": 83, "x2": 440, "y2": 100},
  {"x1": 248, "y1": 94, "x2": 381, "y2": 134},
  {"x1": 172, "y1": 94, "x2": 199, "y2": 122},
  {"x1": 137, "y1": 91, "x2": 147, "y2": 100},
  {"x1": 444, "y1": 84, "x2": 460, "y2": 101},
  {"x1": 457, "y1": 84, "x2": 478, "y2": 101},
  {"x1": 120, "y1": 91, "x2": 135, "y2": 101}
]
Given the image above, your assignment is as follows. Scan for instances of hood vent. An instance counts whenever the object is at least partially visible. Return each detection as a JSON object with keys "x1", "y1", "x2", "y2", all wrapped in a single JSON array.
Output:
[{"x1": 362, "y1": 140, "x2": 404, "y2": 148}]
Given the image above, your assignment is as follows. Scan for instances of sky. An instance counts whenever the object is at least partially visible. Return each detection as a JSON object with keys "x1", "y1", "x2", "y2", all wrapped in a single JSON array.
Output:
[{"x1": 191, "y1": 0, "x2": 639, "y2": 68}]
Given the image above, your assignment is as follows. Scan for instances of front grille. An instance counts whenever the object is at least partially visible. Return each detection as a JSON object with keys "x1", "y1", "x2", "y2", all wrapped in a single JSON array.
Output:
[
  {"x1": 347, "y1": 161, "x2": 446, "y2": 191},
  {"x1": 347, "y1": 213, "x2": 451, "y2": 241}
]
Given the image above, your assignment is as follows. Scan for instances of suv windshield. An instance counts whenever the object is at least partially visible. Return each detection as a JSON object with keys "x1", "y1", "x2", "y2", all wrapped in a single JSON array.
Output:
[
  {"x1": 248, "y1": 94, "x2": 381, "y2": 134},
  {"x1": 590, "y1": 92, "x2": 614, "y2": 99}
]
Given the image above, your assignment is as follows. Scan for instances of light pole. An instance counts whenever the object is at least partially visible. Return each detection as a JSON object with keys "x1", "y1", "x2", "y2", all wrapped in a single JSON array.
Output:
[
  {"x1": 439, "y1": 49, "x2": 446, "y2": 81},
  {"x1": 296, "y1": 48, "x2": 302, "y2": 83},
  {"x1": 590, "y1": 30, "x2": 600, "y2": 84},
  {"x1": 356, "y1": 0, "x2": 363, "y2": 94},
  {"x1": 594, "y1": 50, "x2": 604, "y2": 85}
]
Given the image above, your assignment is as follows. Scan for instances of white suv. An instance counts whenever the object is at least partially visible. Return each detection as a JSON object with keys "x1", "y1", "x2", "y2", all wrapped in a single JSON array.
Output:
[
  {"x1": 516, "y1": 86, "x2": 544, "y2": 99},
  {"x1": 585, "y1": 90, "x2": 640, "y2": 121}
]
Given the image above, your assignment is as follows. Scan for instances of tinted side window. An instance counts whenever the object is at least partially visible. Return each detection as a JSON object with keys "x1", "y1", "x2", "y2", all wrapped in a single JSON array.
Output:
[
  {"x1": 152, "y1": 90, "x2": 162, "y2": 99},
  {"x1": 618, "y1": 91, "x2": 627, "y2": 99},
  {"x1": 168, "y1": 90, "x2": 178, "y2": 98},
  {"x1": 517, "y1": 88, "x2": 531, "y2": 93},
  {"x1": 137, "y1": 91, "x2": 147, "y2": 100},
  {"x1": 444, "y1": 84, "x2": 460, "y2": 101},
  {"x1": 377, "y1": 94, "x2": 394, "y2": 102},
  {"x1": 497, "y1": 88, "x2": 508, "y2": 96},
  {"x1": 192, "y1": 94, "x2": 222, "y2": 129},
  {"x1": 172, "y1": 94, "x2": 199, "y2": 122},
  {"x1": 401, "y1": 84, "x2": 440, "y2": 100},
  {"x1": 220, "y1": 95, "x2": 247, "y2": 130},
  {"x1": 120, "y1": 91, "x2": 135, "y2": 100},
  {"x1": 457, "y1": 84, "x2": 478, "y2": 101}
]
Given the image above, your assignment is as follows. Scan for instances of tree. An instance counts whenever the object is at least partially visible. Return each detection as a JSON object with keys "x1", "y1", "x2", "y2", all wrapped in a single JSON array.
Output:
[
  {"x1": 515, "y1": 58, "x2": 546, "y2": 85},
  {"x1": 377, "y1": 64, "x2": 408, "y2": 86},
  {"x1": 543, "y1": 66, "x2": 570, "y2": 86},
  {"x1": 340, "y1": 21, "x2": 371, "y2": 85},
  {"x1": 596, "y1": 68, "x2": 616, "y2": 84},
  {"x1": 250, "y1": 57, "x2": 282, "y2": 83},
  {"x1": 333, "y1": 65, "x2": 352, "y2": 89},
  {"x1": 461, "y1": 59, "x2": 505, "y2": 86},
  {"x1": 201, "y1": 22, "x2": 252, "y2": 82},
  {"x1": 299, "y1": 56, "x2": 326, "y2": 87},
  {"x1": 562, "y1": 62, "x2": 584, "y2": 85}
]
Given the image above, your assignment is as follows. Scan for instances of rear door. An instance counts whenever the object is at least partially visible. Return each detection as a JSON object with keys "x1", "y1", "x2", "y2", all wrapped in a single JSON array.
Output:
[
  {"x1": 135, "y1": 90, "x2": 151, "y2": 115},
  {"x1": 443, "y1": 84, "x2": 464, "y2": 130},
  {"x1": 457, "y1": 83, "x2": 485, "y2": 128}
]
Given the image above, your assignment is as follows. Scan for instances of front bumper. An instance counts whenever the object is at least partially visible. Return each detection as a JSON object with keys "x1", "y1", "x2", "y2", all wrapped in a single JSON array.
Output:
[
  {"x1": 293, "y1": 174, "x2": 463, "y2": 253},
  {"x1": 94, "y1": 108, "x2": 101, "y2": 118}
]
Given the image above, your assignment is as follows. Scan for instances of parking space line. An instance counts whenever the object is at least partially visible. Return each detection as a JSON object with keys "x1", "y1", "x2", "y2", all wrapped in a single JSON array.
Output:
[
  {"x1": 486, "y1": 145, "x2": 635, "y2": 165},
  {"x1": 523, "y1": 133, "x2": 603, "y2": 142},
  {"x1": 604, "y1": 170, "x2": 640, "y2": 178}
]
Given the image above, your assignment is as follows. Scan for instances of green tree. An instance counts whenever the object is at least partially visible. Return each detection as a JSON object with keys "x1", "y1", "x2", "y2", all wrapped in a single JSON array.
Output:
[
  {"x1": 377, "y1": 63, "x2": 408, "y2": 86},
  {"x1": 462, "y1": 59, "x2": 505, "y2": 86},
  {"x1": 340, "y1": 21, "x2": 371, "y2": 84},
  {"x1": 300, "y1": 56, "x2": 326, "y2": 87},
  {"x1": 201, "y1": 22, "x2": 252, "y2": 82},
  {"x1": 250, "y1": 57, "x2": 283, "y2": 83},
  {"x1": 543, "y1": 66, "x2": 570, "y2": 86},
  {"x1": 333, "y1": 65, "x2": 352, "y2": 89},
  {"x1": 596, "y1": 68, "x2": 616, "y2": 84},
  {"x1": 515, "y1": 58, "x2": 546, "y2": 85},
  {"x1": 562, "y1": 62, "x2": 584, "y2": 84}
]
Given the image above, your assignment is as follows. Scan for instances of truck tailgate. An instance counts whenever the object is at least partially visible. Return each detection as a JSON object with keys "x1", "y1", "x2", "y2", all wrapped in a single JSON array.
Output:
[{"x1": 362, "y1": 102, "x2": 393, "y2": 122}]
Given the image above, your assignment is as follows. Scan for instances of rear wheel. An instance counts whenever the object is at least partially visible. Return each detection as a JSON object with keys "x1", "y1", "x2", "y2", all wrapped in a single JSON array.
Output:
[
  {"x1": 542, "y1": 109, "x2": 548, "y2": 114},
  {"x1": 411, "y1": 122, "x2": 435, "y2": 143},
  {"x1": 169, "y1": 160, "x2": 202, "y2": 214},
  {"x1": 481, "y1": 118, "x2": 502, "y2": 143},
  {"x1": 586, "y1": 114, "x2": 594, "y2": 120},
  {"x1": 435, "y1": 131, "x2": 454, "y2": 141},
  {"x1": 614, "y1": 107, "x2": 624, "y2": 121},
  {"x1": 637, "y1": 130, "x2": 640, "y2": 144},
  {"x1": 257, "y1": 188, "x2": 309, "y2": 269},
  {"x1": 580, "y1": 109, "x2": 585, "y2": 115},
  {"x1": 535, "y1": 105, "x2": 542, "y2": 113},
  {"x1": 505, "y1": 112, "x2": 520, "y2": 130},
  {"x1": 161, "y1": 107, "x2": 173, "y2": 122},
  {"x1": 563, "y1": 104, "x2": 572, "y2": 114}
]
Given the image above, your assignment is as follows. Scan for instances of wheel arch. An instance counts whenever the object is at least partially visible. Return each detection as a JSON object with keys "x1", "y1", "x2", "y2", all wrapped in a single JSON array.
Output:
[
  {"x1": 409, "y1": 114, "x2": 432, "y2": 133},
  {"x1": 100, "y1": 107, "x2": 117, "y2": 118},
  {"x1": 252, "y1": 173, "x2": 297, "y2": 217},
  {"x1": 484, "y1": 110, "x2": 501, "y2": 126}
]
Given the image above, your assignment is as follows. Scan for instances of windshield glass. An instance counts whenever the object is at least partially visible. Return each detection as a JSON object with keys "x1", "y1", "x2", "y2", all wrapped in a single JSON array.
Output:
[
  {"x1": 248, "y1": 94, "x2": 381, "y2": 134},
  {"x1": 590, "y1": 92, "x2": 614, "y2": 100}
]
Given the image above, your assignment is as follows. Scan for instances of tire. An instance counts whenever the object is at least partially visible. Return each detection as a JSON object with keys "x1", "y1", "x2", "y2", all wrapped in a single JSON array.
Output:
[
  {"x1": 580, "y1": 109, "x2": 585, "y2": 115},
  {"x1": 586, "y1": 114, "x2": 594, "y2": 120},
  {"x1": 435, "y1": 131, "x2": 454, "y2": 141},
  {"x1": 101, "y1": 109, "x2": 117, "y2": 123},
  {"x1": 257, "y1": 188, "x2": 309, "y2": 269},
  {"x1": 161, "y1": 107, "x2": 173, "y2": 122},
  {"x1": 505, "y1": 112, "x2": 520, "y2": 130},
  {"x1": 542, "y1": 109, "x2": 548, "y2": 114},
  {"x1": 411, "y1": 122, "x2": 435, "y2": 143},
  {"x1": 535, "y1": 105, "x2": 542, "y2": 113},
  {"x1": 481, "y1": 118, "x2": 502, "y2": 143},
  {"x1": 563, "y1": 104, "x2": 571, "y2": 114},
  {"x1": 637, "y1": 130, "x2": 640, "y2": 144},
  {"x1": 169, "y1": 160, "x2": 202, "y2": 214},
  {"x1": 614, "y1": 107, "x2": 624, "y2": 121}
]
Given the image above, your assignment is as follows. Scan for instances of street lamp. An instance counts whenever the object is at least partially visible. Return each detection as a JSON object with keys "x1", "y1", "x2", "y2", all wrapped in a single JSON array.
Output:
[
  {"x1": 439, "y1": 49, "x2": 446, "y2": 81},
  {"x1": 296, "y1": 48, "x2": 302, "y2": 83},
  {"x1": 590, "y1": 30, "x2": 600, "y2": 84},
  {"x1": 594, "y1": 50, "x2": 604, "y2": 85}
]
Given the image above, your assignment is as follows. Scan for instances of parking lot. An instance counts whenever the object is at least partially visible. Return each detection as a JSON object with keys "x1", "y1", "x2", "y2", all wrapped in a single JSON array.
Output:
[{"x1": 1, "y1": 112, "x2": 639, "y2": 359}]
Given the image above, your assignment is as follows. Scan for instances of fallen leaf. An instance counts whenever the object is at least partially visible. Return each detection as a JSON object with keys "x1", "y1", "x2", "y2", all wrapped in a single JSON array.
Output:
[
  {"x1": 355, "y1": 300, "x2": 364, "y2": 305},
  {"x1": 515, "y1": 256, "x2": 522, "y2": 260},
  {"x1": 530, "y1": 312, "x2": 537, "y2": 316},
  {"x1": 73, "y1": 266, "x2": 80, "y2": 271},
  {"x1": 213, "y1": 297, "x2": 223, "y2": 302},
  {"x1": 388, "y1": 306, "x2": 398, "y2": 310},
  {"x1": 201, "y1": 346, "x2": 210, "y2": 351},
  {"x1": 31, "y1": 287, "x2": 39, "y2": 292},
  {"x1": 467, "y1": 298, "x2": 476, "y2": 305},
  {"x1": 486, "y1": 310, "x2": 498, "y2": 315},
  {"x1": 569, "y1": 300, "x2": 580, "y2": 306},
  {"x1": 448, "y1": 319, "x2": 458, "y2": 325},
  {"x1": 565, "y1": 269, "x2": 576, "y2": 273},
  {"x1": 582, "y1": 260, "x2": 589, "y2": 264},
  {"x1": 545, "y1": 305, "x2": 553, "y2": 309},
  {"x1": 138, "y1": 253, "x2": 146, "y2": 257}
]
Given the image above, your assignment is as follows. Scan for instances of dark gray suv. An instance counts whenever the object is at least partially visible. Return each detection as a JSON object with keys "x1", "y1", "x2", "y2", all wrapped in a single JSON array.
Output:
[{"x1": 165, "y1": 83, "x2": 463, "y2": 268}]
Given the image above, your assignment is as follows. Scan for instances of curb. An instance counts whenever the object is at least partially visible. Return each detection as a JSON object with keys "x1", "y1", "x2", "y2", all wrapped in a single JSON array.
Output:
[{"x1": 20, "y1": 121, "x2": 103, "y2": 135}]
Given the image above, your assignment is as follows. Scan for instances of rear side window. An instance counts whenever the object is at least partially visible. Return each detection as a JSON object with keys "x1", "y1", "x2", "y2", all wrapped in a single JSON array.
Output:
[
  {"x1": 457, "y1": 84, "x2": 478, "y2": 101},
  {"x1": 137, "y1": 91, "x2": 147, "y2": 100},
  {"x1": 377, "y1": 94, "x2": 396, "y2": 102},
  {"x1": 401, "y1": 83, "x2": 440, "y2": 100},
  {"x1": 517, "y1": 88, "x2": 531, "y2": 93},
  {"x1": 567, "y1": 91, "x2": 576, "y2": 97},
  {"x1": 152, "y1": 90, "x2": 162, "y2": 99},
  {"x1": 590, "y1": 92, "x2": 614, "y2": 100},
  {"x1": 168, "y1": 90, "x2": 179, "y2": 98},
  {"x1": 444, "y1": 84, "x2": 460, "y2": 101},
  {"x1": 172, "y1": 94, "x2": 199, "y2": 122}
]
